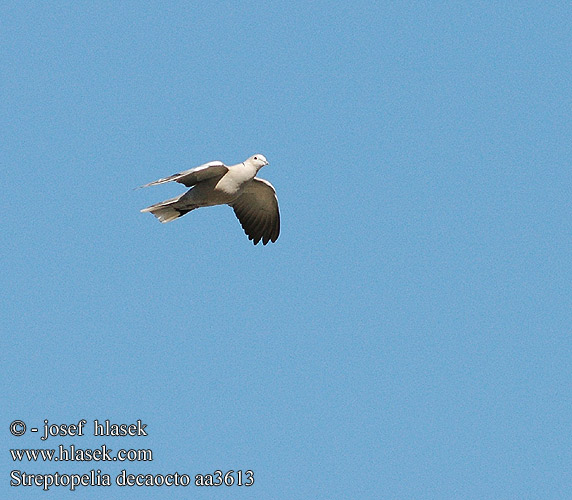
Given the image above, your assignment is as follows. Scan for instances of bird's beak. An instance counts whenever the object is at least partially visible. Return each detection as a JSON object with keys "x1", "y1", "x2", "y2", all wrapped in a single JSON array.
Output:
[{"x1": 265, "y1": 160, "x2": 269, "y2": 166}]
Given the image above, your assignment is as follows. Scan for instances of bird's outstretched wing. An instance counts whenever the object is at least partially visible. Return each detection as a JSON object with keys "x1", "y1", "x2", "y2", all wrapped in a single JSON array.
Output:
[
  {"x1": 231, "y1": 178, "x2": 280, "y2": 245},
  {"x1": 138, "y1": 161, "x2": 229, "y2": 188}
]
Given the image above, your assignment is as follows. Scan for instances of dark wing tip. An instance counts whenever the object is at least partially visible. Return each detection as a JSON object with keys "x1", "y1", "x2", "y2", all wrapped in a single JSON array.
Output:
[{"x1": 232, "y1": 179, "x2": 280, "y2": 246}]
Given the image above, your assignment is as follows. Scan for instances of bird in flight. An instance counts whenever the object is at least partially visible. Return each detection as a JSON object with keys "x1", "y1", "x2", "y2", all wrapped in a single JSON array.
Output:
[{"x1": 139, "y1": 154, "x2": 280, "y2": 245}]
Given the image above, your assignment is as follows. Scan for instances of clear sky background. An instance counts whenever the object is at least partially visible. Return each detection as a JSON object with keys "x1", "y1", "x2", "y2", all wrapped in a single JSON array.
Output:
[{"x1": 2, "y1": 1, "x2": 571, "y2": 499}]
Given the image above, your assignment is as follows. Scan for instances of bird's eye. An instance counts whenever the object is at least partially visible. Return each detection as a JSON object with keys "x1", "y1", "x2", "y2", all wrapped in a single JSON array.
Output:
[{"x1": 254, "y1": 156, "x2": 258, "y2": 160}]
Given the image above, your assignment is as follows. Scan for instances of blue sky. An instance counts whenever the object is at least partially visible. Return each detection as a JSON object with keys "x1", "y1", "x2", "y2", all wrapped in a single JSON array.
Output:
[{"x1": 2, "y1": 1, "x2": 571, "y2": 498}]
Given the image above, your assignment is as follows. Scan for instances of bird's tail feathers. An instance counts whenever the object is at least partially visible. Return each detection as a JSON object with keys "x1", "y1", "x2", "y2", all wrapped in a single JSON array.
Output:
[{"x1": 141, "y1": 196, "x2": 194, "y2": 223}]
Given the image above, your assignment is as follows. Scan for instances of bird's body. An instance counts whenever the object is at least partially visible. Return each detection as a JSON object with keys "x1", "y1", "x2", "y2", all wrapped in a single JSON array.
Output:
[
  {"x1": 185, "y1": 161, "x2": 258, "y2": 205},
  {"x1": 139, "y1": 155, "x2": 280, "y2": 245}
]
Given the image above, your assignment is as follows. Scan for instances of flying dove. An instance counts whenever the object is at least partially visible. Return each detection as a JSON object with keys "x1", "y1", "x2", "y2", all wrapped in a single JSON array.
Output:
[{"x1": 139, "y1": 154, "x2": 280, "y2": 245}]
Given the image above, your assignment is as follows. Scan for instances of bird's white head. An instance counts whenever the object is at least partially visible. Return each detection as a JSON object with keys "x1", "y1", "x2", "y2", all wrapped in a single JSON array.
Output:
[{"x1": 247, "y1": 154, "x2": 269, "y2": 170}]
